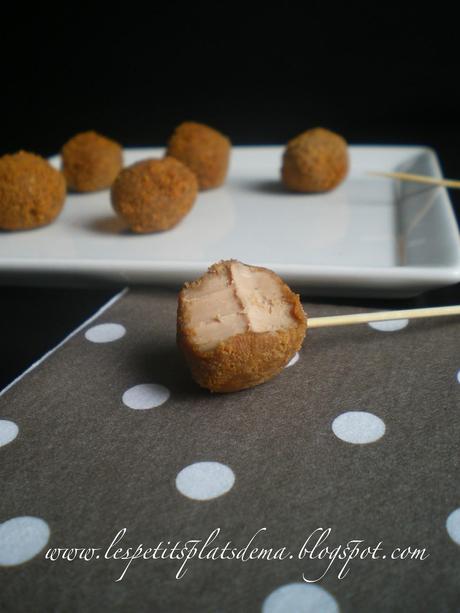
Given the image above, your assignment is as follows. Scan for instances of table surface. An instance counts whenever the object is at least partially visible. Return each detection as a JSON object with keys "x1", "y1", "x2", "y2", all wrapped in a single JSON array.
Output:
[{"x1": 2, "y1": 287, "x2": 460, "y2": 612}]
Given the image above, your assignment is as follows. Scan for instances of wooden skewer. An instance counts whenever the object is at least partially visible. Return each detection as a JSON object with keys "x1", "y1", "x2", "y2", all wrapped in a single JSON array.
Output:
[
  {"x1": 367, "y1": 170, "x2": 460, "y2": 189},
  {"x1": 308, "y1": 305, "x2": 460, "y2": 329}
]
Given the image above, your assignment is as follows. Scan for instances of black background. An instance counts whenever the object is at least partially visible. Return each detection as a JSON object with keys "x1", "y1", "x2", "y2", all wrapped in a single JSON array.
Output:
[{"x1": 1, "y1": 4, "x2": 460, "y2": 387}]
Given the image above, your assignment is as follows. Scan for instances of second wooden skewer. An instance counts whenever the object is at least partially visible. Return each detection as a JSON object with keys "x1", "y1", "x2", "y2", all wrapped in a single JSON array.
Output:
[{"x1": 368, "y1": 170, "x2": 460, "y2": 189}]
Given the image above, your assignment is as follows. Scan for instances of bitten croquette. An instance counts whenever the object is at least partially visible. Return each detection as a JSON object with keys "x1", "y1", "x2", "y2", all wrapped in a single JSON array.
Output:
[
  {"x1": 281, "y1": 127, "x2": 348, "y2": 192},
  {"x1": 61, "y1": 131, "x2": 123, "y2": 192},
  {"x1": 166, "y1": 122, "x2": 231, "y2": 190},
  {"x1": 111, "y1": 157, "x2": 198, "y2": 233},
  {"x1": 177, "y1": 260, "x2": 307, "y2": 393},
  {"x1": 0, "y1": 151, "x2": 66, "y2": 230}
]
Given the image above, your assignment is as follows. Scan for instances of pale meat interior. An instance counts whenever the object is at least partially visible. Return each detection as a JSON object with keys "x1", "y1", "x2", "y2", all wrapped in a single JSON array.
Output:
[{"x1": 182, "y1": 261, "x2": 297, "y2": 351}]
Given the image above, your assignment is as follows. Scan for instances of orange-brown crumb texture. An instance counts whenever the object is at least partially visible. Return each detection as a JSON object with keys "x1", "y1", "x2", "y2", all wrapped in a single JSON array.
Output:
[
  {"x1": 177, "y1": 260, "x2": 307, "y2": 392},
  {"x1": 61, "y1": 131, "x2": 123, "y2": 192},
  {"x1": 0, "y1": 151, "x2": 66, "y2": 230},
  {"x1": 111, "y1": 157, "x2": 198, "y2": 233},
  {"x1": 166, "y1": 122, "x2": 231, "y2": 190},
  {"x1": 282, "y1": 127, "x2": 348, "y2": 192}
]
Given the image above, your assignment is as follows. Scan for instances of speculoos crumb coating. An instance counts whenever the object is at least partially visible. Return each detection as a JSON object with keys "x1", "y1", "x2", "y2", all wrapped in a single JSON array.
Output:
[
  {"x1": 177, "y1": 260, "x2": 307, "y2": 393},
  {"x1": 0, "y1": 151, "x2": 66, "y2": 230},
  {"x1": 281, "y1": 127, "x2": 349, "y2": 193},
  {"x1": 111, "y1": 157, "x2": 198, "y2": 233},
  {"x1": 166, "y1": 122, "x2": 231, "y2": 190},
  {"x1": 61, "y1": 131, "x2": 123, "y2": 192}
]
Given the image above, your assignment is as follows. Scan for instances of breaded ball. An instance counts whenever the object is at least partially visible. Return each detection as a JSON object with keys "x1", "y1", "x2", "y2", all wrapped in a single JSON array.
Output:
[
  {"x1": 61, "y1": 131, "x2": 123, "y2": 192},
  {"x1": 0, "y1": 151, "x2": 66, "y2": 230},
  {"x1": 166, "y1": 121, "x2": 231, "y2": 190},
  {"x1": 111, "y1": 157, "x2": 198, "y2": 233},
  {"x1": 281, "y1": 127, "x2": 349, "y2": 192},
  {"x1": 177, "y1": 260, "x2": 307, "y2": 392}
]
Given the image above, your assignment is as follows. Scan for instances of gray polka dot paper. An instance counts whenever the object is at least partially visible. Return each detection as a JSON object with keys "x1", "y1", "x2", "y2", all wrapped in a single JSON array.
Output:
[{"x1": 1, "y1": 289, "x2": 460, "y2": 612}]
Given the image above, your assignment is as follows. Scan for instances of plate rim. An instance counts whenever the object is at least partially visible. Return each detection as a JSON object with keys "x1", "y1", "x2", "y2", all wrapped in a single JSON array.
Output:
[{"x1": 1, "y1": 145, "x2": 459, "y2": 297}]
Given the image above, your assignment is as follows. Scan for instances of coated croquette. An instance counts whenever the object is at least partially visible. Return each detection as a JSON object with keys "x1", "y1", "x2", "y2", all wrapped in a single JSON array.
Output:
[
  {"x1": 281, "y1": 127, "x2": 349, "y2": 192},
  {"x1": 111, "y1": 157, "x2": 198, "y2": 233},
  {"x1": 61, "y1": 131, "x2": 123, "y2": 192},
  {"x1": 0, "y1": 151, "x2": 66, "y2": 230},
  {"x1": 166, "y1": 122, "x2": 231, "y2": 190},
  {"x1": 177, "y1": 260, "x2": 307, "y2": 392}
]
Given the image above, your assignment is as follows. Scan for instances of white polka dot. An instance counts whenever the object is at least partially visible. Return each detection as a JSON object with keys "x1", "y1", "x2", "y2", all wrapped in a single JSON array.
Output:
[
  {"x1": 0, "y1": 517, "x2": 50, "y2": 566},
  {"x1": 263, "y1": 582, "x2": 339, "y2": 613},
  {"x1": 176, "y1": 462, "x2": 235, "y2": 500},
  {"x1": 122, "y1": 383, "x2": 170, "y2": 410},
  {"x1": 446, "y1": 508, "x2": 460, "y2": 545},
  {"x1": 285, "y1": 352, "x2": 299, "y2": 368},
  {"x1": 85, "y1": 323, "x2": 126, "y2": 343},
  {"x1": 368, "y1": 319, "x2": 408, "y2": 332},
  {"x1": 0, "y1": 420, "x2": 18, "y2": 448},
  {"x1": 332, "y1": 411, "x2": 385, "y2": 444},
  {"x1": 456, "y1": 370, "x2": 460, "y2": 384}
]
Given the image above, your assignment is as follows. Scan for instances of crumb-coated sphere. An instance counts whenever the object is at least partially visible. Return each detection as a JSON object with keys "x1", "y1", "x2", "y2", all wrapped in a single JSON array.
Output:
[
  {"x1": 0, "y1": 151, "x2": 66, "y2": 230},
  {"x1": 61, "y1": 131, "x2": 123, "y2": 192},
  {"x1": 111, "y1": 157, "x2": 198, "y2": 233},
  {"x1": 177, "y1": 260, "x2": 307, "y2": 393},
  {"x1": 281, "y1": 127, "x2": 349, "y2": 193},
  {"x1": 166, "y1": 121, "x2": 231, "y2": 190}
]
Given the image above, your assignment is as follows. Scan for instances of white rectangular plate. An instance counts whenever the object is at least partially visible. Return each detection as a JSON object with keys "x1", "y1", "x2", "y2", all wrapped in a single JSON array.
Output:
[{"x1": 1, "y1": 146, "x2": 460, "y2": 297}]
